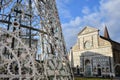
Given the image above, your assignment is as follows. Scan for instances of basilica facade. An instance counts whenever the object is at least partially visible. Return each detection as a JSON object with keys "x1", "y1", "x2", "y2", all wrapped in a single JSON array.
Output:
[{"x1": 69, "y1": 26, "x2": 120, "y2": 77}]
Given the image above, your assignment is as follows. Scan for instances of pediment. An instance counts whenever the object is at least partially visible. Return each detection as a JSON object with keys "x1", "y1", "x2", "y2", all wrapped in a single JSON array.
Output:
[{"x1": 78, "y1": 26, "x2": 99, "y2": 35}]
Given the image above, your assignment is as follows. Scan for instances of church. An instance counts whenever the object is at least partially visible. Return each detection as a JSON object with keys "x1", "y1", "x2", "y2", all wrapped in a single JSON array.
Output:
[{"x1": 69, "y1": 26, "x2": 120, "y2": 77}]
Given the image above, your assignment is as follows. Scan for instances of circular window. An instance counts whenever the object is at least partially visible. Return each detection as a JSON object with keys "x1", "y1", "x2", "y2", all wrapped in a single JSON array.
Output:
[{"x1": 84, "y1": 41, "x2": 92, "y2": 49}]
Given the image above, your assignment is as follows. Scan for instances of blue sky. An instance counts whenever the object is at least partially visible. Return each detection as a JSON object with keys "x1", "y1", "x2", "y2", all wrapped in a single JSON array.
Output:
[
  {"x1": 57, "y1": 0, "x2": 100, "y2": 22},
  {"x1": 56, "y1": 0, "x2": 120, "y2": 50}
]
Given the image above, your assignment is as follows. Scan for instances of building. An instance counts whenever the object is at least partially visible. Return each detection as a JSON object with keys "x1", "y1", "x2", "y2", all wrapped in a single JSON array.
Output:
[{"x1": 69, "y1": 26, "x2": 120, "y2": 77}]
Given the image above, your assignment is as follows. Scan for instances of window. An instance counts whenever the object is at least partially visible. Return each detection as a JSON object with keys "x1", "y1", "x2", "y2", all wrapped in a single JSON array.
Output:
[{"x1": 84, "y1": 41, "x2": 92, "y2": 49}]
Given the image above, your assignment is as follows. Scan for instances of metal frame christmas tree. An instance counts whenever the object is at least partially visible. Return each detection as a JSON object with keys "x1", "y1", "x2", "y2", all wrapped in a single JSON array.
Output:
[{"x1": 0, "y1": 0, "x2": 74, "y2": 80}]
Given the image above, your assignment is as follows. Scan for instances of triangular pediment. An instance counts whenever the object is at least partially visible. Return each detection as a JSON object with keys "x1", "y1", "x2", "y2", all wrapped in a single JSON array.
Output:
[{"x1": 78, "y1": 26, "x2": 99, "y2": 35}]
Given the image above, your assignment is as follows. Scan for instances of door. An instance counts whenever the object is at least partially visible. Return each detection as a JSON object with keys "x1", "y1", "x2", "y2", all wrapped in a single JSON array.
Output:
[
  {"x1": 85, "y1": 64, "x2": 92, "y2": 76},
  {"x1": 98, "y1": 68, "x2": 101, "y2": 76},
  {"x1": 115, "y1": 65, "x2": 120, "y2": 77}
]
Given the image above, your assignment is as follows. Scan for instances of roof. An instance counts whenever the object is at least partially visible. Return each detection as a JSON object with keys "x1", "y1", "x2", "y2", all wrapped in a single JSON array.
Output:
[
  {"x1": 78, "y1": 26, "x2": 99, "y2": 35},
  {"x1": 100, "y1": 36, "x2": 120, "y2": 45}
]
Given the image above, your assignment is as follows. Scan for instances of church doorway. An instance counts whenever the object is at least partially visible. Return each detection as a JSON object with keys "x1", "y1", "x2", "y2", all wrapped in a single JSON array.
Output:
[
  {"x1": 85, "y1": 59, "x2": 92, "y2": 76},
  {"x1": 97, "y1": 68, "x2": 101, "y2": 76},
  {"x1": 115, "y1": 65, "x2": 120, "y2": 77}
]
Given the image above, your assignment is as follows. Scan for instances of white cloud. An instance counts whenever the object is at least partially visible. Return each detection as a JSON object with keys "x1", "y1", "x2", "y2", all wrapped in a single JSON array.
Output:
[
  {"x1": 99, "y1": 0, "x2": 120, "y2": 38},
  {"x1": 56, "y1": 0, "x2": 72, "y2": 19},
  {"x1": 82, "y1": 7, "x2": 90, "y2": 14},
  {"x1": 62, "y1": 17, "x2": 82, "y2": 50},
  {"x1": 62, "y1": 17, "x2": 81, "y2": 27},
  {"x1": 61, "y1": 0, "x2": 120, "y2": 50}
]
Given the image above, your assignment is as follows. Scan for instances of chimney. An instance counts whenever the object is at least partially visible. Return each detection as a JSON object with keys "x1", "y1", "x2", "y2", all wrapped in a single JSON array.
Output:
[{"x1": 104, "y1": 26, "x2": 110, "y2": 39}]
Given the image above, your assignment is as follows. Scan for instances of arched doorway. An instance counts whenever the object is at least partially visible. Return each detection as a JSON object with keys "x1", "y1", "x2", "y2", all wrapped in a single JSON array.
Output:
[
  {"x1": 97, "y1": 68, "x2": 101, "y2": 76},
  {"x1": 97, "y1": 65, "x2": 101, "y2": 76},
  {"x1": 115, "y1": 65, "x2": 120, "y2": 77},
  {"x1": 85, "y1": 59, "x2": 92, "y2": 76}
]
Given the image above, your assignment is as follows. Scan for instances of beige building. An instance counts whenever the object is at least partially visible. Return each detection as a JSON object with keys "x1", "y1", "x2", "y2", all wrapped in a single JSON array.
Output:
[{"x1": 69, "y1": 26, "x2": 120, "y2": 77}]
